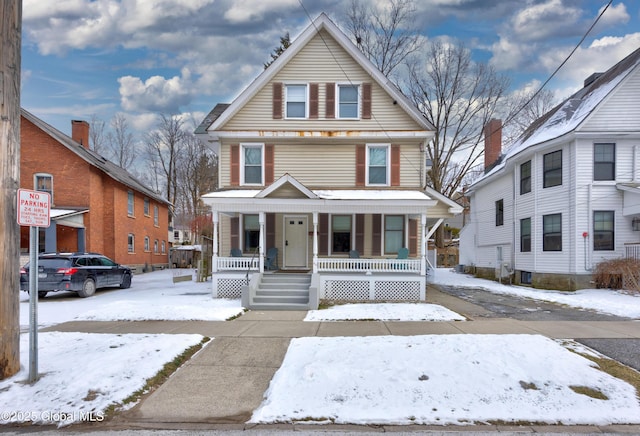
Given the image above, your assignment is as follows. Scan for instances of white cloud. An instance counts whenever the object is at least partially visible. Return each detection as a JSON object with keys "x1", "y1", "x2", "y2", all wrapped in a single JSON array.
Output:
[
  {"x1": 118, "y1": 68, "x2": 193, "y2": 113},
  {"x1": 224, "y1": 0, "x2": 298, "y2": 23}
]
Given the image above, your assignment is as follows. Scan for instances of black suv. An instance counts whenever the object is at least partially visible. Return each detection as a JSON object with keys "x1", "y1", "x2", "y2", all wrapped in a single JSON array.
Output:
[{"x1": 20, "y1": 253, "x2": 132, "y2": 298}]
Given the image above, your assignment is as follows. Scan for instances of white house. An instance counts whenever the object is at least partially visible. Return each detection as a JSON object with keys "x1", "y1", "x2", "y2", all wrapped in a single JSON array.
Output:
[
  {"x1": 460, "y1": 47, "x2": 640, "y2": 291},
  {"x1": 196, "y1": 13, "x2": 462, "y2": 309}
]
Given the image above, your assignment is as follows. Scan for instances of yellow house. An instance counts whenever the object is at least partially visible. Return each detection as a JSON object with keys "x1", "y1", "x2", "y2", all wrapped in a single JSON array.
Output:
[{"x1": 196, "y1": 13, "x2": 462, "y2": 309}]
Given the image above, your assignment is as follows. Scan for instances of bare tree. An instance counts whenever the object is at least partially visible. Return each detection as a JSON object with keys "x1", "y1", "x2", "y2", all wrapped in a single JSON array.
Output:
[
  {"x1": 107, "y1": 113, "x2": 137, "y2": 170},
  {"x1": 176, "y1": 132, "x2": 217, "y2": 217},
  {"x1": 143, "y1": 114, "x2": 186, "y2": 207},
  {"x1": 345, "y1": 0, "x2": 421, "y2": 78},
  {"x1": 503, "y1": 88, "x2": 557, "y2": 145},
  {"x1": 89, "y1": 114, "x2": 107, "y2": 155}
]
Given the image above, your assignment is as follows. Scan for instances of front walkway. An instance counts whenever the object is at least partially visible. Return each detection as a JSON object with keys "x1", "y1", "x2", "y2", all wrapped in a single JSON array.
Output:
[{"x1": 42, "y1": 287, "x2": 640, "y2": 434}]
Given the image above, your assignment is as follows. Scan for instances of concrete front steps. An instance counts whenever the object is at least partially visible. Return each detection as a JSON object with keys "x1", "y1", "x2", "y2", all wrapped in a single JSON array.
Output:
[{"x1": 248, "y1": 273, "x2": 312, "y2": 310}]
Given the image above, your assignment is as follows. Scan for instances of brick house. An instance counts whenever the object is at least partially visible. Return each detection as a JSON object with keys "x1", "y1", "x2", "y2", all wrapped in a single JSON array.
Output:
[{"x1": 20, "y1": 109, "x2": 171, "y2": 271}]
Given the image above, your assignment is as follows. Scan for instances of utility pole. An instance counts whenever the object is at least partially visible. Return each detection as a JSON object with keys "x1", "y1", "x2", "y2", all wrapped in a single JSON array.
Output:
[{"x1": 0, "y1": 0, "x2": 22, "y2": 379}]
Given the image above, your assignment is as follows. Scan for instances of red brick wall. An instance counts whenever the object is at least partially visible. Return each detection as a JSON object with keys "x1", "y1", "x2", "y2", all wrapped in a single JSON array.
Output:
[{"x1": 20, "y1": 115, "x2": 170, "y2": 268}]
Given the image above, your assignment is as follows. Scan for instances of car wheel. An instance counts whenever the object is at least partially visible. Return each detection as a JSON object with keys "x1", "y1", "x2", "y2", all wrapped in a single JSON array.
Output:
[
  {"x1": 38, "y1": 291, "x2": 48, "y2": 298},
  {"x1": 120, "y1": 273, "x2": 132, "y2": 289},
  {"x1": 78, "y1": 278, "x2": 96, "y2": 298}
]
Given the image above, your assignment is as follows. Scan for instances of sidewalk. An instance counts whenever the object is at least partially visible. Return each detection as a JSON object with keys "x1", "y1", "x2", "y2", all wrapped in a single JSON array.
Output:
[{"x1": 43, "y1": 287, "x2": 640, "y2": 434}]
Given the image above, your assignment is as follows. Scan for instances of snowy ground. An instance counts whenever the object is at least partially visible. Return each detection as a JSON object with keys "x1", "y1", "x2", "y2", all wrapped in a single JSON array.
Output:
[{"x1": 2, "y1": 267, "x2": 639, "y2": 427}]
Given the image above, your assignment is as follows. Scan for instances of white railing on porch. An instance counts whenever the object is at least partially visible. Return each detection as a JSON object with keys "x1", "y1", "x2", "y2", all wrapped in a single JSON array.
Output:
[
  {"x1": 625, "y1": 243, "x2": 640, "y2": 260},
  {"x1": 316, "y1": 257, "x2": 421, "y2": 274},
  {"x1": 216, "y1": 256, "x2": 259, "y2": 271}
]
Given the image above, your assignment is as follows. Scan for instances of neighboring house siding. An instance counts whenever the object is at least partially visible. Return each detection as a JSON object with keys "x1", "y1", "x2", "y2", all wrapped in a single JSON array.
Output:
[
  {"x1": 224, "y1": 30, "x2": 418, "y2": 131},
  {"x1": 582, "y1": 68, "x2": 640, "y2": 132}
]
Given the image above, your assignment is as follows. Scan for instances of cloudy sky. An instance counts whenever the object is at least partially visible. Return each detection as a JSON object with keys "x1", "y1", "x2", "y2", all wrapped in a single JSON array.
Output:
[{"x1": 20, "y1": 0, "x2": 640, "y2": 140}]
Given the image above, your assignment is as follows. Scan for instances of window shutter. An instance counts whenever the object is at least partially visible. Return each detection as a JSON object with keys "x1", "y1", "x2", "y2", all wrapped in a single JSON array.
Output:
[
  {"x1": 409, "y1": 218, "x2": 418, "y2": 257},
  {"x1": 356, "y1": 144, "x2": 366, "y2": 187},
  {"x1": 265, "y1": 144, "x2": 274, "y2": 185},
  {"x1": 309, "y1": 83, "x2": 319, "y2": 119},
  {"x1": 272, "y1": 82, "x2": 283, "y2": 119},
  {"x1": 355, "y1": 214, "x2": 365, "y2": 254},
  {"x1": 391, "y1": 144, "x2": 400, "y2": 186},
  {"x1": 319, "y1": 213, "x2": 329, "y2": 255},
  {"x1": 266, "y1": 213, "x2": 276, "y2": 249},
  {"x1": 230, "y1": 217, "x2": 239, "y2": 251},
  {"x1": 325, "y1": 83, "x2": 335, "y2": 119},
  {"x1": 230, "y1": 144, "x2": 239, "y2": 186},
  {"x1": 362, "y1": 82, "x2": 372, "y2": 119},
  {"x1": 372, "y1": 214, "x2": 381, "y2": 256}
]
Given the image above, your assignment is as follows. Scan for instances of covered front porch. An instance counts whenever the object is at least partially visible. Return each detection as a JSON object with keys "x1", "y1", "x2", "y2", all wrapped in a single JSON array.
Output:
[{"x1": 203, "y1": 175, "x2": 458, "y2": 309}]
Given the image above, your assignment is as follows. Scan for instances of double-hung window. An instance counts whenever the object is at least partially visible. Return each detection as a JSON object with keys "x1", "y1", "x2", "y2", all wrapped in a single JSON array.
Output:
[
  {"x1": 127, "y1": 191, "x2": 134, "y2": 216},
  {"x1": 520, "y1": 218, "x2": 531, "y2": 252},
  {"x1": 144, "y1": 236, "x2": 150, "y2": 252},
  {"x1": 242, "y1": 144, "x2": 263, "y2": 185},
  {"x1": 144, "y1": 198, "x2": 150, "y2": 216},
  {"x1": 35, "y1": 173, "x2": 53, "y2": 203},
  {"x1": 243, "y1": 214, "x2": 260, "y2": 252},
  {"x1": 543, "y1": 213, "x2": 562, "y2": 251},
  {"x1": 594, "y1": 143, "x2": 615, "y2": 181},
  {"x1": 495, "y1": 199, "x2": 504, "y2": 226},
  {"x1": 593, "y1": 211, "x2": 614, "y2": 251},
  {"x1": 543, "y1": 150, "x2": 562, "y2": 188},
  {"x1": 520, "y1": 161, "x2": 531, "y2": 194},
  {"x1": 285, "y1": 84, "x2": 307, "y2": 118},
  {"x1": 128, "y1": 234, "x2": 135, "y2": 253},
  {"x1": 154, "y1": 206, "x2": 159, "y2": 226},
  {"x1": 337, "y1": 84, "x2": 359, "y2": 118},
  {"x1": 332, "y1": 215, "x2": 352, "y2": 253},
  {"x1": 367, "y1": 144, "x2": 389, "y2": 186},
  {"x1": 384, "y1": 215, "x2": 404, "y2": 254}
]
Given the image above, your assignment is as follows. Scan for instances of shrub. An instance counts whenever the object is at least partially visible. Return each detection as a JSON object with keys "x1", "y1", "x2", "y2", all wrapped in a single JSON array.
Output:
[{"x1": 592, "y1": 258, "x2": 640, "y2": 294}]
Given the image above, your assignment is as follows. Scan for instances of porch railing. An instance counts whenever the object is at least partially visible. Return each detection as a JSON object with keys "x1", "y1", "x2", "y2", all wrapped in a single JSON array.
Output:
[
  {"x1": 625, "y1": 243, "x2": 640, "y2": 260},
  {"x1": 316, "y1": 257, "x2": 421, "y2": 274},
  {"x1": 217, "y1": 256, "x2": 259, "y2": 271}
]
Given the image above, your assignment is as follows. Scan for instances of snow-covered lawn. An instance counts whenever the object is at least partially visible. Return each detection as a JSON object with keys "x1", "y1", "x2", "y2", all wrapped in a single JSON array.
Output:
[{"x1": 3, "y1": 267, "x2": 639, "y2": 427}]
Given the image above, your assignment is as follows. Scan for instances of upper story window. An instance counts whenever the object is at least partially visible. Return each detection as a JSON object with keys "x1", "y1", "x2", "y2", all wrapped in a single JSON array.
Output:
[
  {"x1": 337, "y1": 84, "x2": 359, "y2": 119},
  {"x1": 495, "y1": 199, "x2": 504, "y2": 226},
  {"x1": 520, "y1": 161, "x2": 531, "y2": 195},
  {"x1": 241, "y1": 144, "x2": 264, "y2": 185},
  {"x1": 543, "y1": 213, "x2": 562, "y2": 251},
  {"x1": 594, "y1": 143, "x2": 615, "y2": 181},
  {"x1": 144, "y1": 198, "x2": 150, "y2": 216},
  {"x1": 35, "y1": 173, "x2": 53, "y2": 205},
  {"x1": 520, "y1": 217, "x2": 531, "y2": 252},
  {"x1": 127, "y1": 191, "x2": 134, "y2": 216},
  {"x1": 594, "y1": 211, "x2": 614, "y2": 251},
  {"x1": 154, "y1": 205, "x2": 159, "y2": 226},
  {"x1": 285, "y1": 84, "x2": 307, "y2": 118},
  {"x1": 543, "y1": 150, "x2": 562, "y2": 188},
  {"x1": 366, "y1": 144, "x2": 390, "y2": 186}
]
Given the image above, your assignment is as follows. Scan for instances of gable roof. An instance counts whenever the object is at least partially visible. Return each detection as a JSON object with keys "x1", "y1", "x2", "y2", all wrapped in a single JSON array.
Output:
[
  {"x1": 197, "y1": 12, "x2": 432, "y2": 135},
  {"x1": 476, "y1": 46, "x2": 640, "y2": 185},
  {"x1": 21, "y1": 109, "x2": 170, "y2": 206}
]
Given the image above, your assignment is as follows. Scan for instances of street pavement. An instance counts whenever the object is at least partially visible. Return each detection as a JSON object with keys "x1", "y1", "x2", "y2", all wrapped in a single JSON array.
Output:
[{"x1": 17, "y1": 285, "x2": 640, "y2": 434}]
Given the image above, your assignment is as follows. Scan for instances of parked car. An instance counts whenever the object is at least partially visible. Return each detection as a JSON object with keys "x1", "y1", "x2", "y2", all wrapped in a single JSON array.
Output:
[{"x1": 20, "y1": 252, "x2": 132, "y2": 298}]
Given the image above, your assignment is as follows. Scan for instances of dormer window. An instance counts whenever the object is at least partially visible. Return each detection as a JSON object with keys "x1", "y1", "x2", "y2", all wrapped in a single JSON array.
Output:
[{"x1": 285, "y1": 84, "x2": 307, "y2": 118}]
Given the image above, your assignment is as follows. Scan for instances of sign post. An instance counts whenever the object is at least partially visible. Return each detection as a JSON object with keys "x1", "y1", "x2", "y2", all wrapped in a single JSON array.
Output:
[{"x1": 17, "y1": 188, "x2": 50, "y2": 383}]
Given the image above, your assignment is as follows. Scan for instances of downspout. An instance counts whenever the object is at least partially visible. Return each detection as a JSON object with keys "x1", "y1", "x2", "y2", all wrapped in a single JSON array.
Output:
[{"x1": 585, "y1": 184, "x2": 592, "y2": 271}]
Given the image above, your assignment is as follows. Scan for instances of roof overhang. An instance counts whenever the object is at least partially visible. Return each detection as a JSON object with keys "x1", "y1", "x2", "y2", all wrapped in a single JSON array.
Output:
[{"x1": 51, "y1": 209, "x2": 89, "y2": 228}]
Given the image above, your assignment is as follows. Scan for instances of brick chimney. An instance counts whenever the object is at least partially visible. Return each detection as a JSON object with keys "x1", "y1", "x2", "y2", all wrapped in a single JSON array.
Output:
[
  {"x1": 71, "y1": 120, "x2": 90, "y2": 148},
  {"x1": 484, "y1": 118, "x2": 502, "y2": 171}
]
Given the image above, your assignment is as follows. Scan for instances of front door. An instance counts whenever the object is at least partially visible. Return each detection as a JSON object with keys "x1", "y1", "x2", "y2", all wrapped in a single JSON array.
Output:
[{"x1": 284, "y1": 215, "x2": 308, "y2": 269}]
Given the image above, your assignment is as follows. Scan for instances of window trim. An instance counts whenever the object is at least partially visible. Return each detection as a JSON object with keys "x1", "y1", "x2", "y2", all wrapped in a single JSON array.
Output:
[
  {"x1": 284, "y1": 83, "x2": 308, "y2": 119},
  {"x1": 543, "y1": 150, "x2": 562, "y2": 188},
  {"x1": 594, "y1": 143, "x2": 615, "y2": 181},
  {"x1": 520, "y1": 217, "x2": 531, "y2": 252},
  {"x1": 383, "y1": 214, "x2": 405, "y2": 255},
  {"x1": 330, "y1": 214, "x2": 353, "y2": 254},
  {"x1": 240, "y1": 143, "x2": 265, "y2": 186},
  {"x1": 336, "y1": 83, "x2": 360, "y2": 119},
  {"x1": 242, "y1": 213, "x2": 260, "y2": 253},
  {"x1": 543, "y1": 213, "x2": 562, "y2": 252},
  {"x1": 366, "y1": 144, "x2": 391, "y2": 187},
  {"x1": 593, "y1": 210, "x2": 615, "y2": 251},
  {"x1": 520, "y1": 160, "x2": 531, "y2": 195}
]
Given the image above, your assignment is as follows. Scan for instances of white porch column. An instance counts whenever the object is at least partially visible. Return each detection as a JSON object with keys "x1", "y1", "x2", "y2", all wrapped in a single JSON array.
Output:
[
  {"x1": 212, "y1": 212, "x2": 219, "y2": 273},
  {"x1": 312, "y1": 211, "x2": 318, "y2": 273},
  {"x1": 259, "y1": 212, "x2": 265, "y2": 273},
  {"x1": 420, "y1": 213, "x2": 427, "y2": 276}
]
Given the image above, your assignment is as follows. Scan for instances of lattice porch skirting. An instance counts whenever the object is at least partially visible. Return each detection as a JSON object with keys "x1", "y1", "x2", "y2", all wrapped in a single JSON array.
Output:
[{"x1": 320, "y1": 274, "x2": 426, "y2": 301}]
